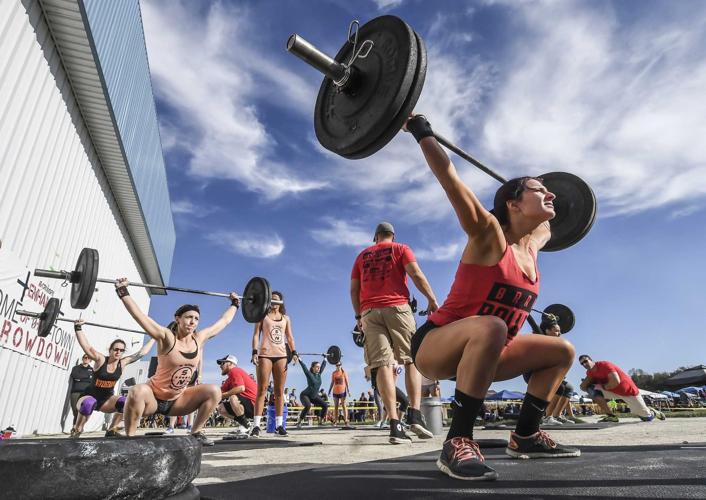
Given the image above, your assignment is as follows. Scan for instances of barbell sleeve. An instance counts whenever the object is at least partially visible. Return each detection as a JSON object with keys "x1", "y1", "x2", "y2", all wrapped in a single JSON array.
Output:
[
  {"x1": 34, "y1": 269, "x2": 71, "y2": 280},
  {"x1": 287, "y1": 34, "x2": 348, "y2": 83}
]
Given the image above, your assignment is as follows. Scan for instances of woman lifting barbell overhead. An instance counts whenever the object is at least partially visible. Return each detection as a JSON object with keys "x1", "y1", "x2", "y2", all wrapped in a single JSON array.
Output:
[
  {"x1": 115, "y1": 278, "x2": 240, "y2": 446},
  {"x1": 405, "y1": 115, "x2": 580, "y2": 481},
  {"x1": 250, "y1": 290, "x2": 297, "y2": 438},
  {"x1": 70, "y1": 320, "x2": 155, "y2": 438}
]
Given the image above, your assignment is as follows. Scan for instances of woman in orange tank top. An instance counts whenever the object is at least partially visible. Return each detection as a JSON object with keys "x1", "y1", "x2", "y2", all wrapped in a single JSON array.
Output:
[
  {"x1": 404, "y1": 115, "x2": 580, "y2": 480},
  {"x1": 115, "y1": 277, "x2": 240, "y2": 446},
  {"x1": 250, "y1": 290, "x2": 297, "y2": 437}
]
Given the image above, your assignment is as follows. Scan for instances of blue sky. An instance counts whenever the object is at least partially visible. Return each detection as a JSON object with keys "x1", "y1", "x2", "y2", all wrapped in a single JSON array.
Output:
[{"x1": 139, "y1": 0, "x2": 706, "y2": 398}]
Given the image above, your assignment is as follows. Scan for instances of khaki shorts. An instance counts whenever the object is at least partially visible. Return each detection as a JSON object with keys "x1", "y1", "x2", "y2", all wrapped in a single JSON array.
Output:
[{"x1": 362, "y1": 304, "x2": 416, "y2": 369}]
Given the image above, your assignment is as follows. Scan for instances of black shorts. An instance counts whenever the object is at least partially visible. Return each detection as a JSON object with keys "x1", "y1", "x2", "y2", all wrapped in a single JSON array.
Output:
[
  {"x1": 155, "y1": 398, "x2": 176, "y2": 416},
  {"x1": 411, "y1": 320, "x2": 438, "y2": 363},
  {"x1": 259, "y1": 356, "x2": 288, "y2": 371},
  {"x1": 222, "y1": 395, "x2": 255, "y2": 419}
]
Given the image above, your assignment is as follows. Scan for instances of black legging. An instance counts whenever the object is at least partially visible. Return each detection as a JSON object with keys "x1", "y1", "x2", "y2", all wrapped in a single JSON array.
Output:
[{"x1": 299, "y1": 393, "x2": 329, "y2": 422}]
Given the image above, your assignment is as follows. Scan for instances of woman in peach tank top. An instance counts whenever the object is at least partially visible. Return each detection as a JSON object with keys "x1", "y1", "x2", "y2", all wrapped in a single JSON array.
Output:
[
  {"x1": 251, "y1": 290, "x2": 297, "y2": 437},
  {"x1": 115, "y1": 278, "x2": 240, "y2": 446}
]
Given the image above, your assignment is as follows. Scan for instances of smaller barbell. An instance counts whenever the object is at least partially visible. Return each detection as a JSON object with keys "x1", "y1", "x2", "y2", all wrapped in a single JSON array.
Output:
[
  {"x1": 16, "y1": 297, "x2": 145, "y2": 338},
  {"x1": 287, "y1": 345, "x2": 342, "y2": 365},
  {"x1": 34, "y1": 248, "x2": 280, "y2": 323}
]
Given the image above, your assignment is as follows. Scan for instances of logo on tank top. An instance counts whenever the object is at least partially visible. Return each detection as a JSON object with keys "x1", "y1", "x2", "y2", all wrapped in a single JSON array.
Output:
[
  {"x1": 269, "y1": 324, "x2": 283, "y2": 344},
  {"x1": 361, "y1": 247, "x2": 394, "y2": 282},
  {"x1": 94, "y1": 379, "x2": 117, "y2": 389},
  {"x1": 477, "y1": 282, "x2": 537, "y2": 338},
  {"x1": 170, "y1": 365, "x2": 195, "y2": 391}
]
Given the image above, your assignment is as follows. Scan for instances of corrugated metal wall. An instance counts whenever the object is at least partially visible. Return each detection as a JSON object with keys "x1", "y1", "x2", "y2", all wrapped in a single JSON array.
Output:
[
  {"x1": 0, "y1": 0, "x2": 151, "y2": 435},
  {"x1": 82, "y1": 0, "x2": 176, "y2": 279}
]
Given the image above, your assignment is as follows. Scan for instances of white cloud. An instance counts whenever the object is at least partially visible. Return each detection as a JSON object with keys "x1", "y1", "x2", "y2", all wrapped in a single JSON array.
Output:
[
  {"x1": 373, "y1": 0, "x2": 404, "y2": 10},
  {"x1": 170, "y1": 199, "x2": 216, "y2": 217},
  {"x1": 481, "y1": 1, "x2": 706, "y2": 216},
  {"x1": 207, "y1": 231, "x2": 285, "y2": 258},
  {"x1": 415, "y1": 241, "x2": 465, "y2": 262},
  {"x1": 309, "y1": 218, "x2": 372, "y2": 247},
  {"x1": 141, "y1": 0, "x2": 326, "y2": 199}
]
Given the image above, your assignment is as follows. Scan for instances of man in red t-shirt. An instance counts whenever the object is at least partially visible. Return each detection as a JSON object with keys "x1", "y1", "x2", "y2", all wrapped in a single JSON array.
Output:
[
  {"x1": 351, "y1": 222, "x2": 439, "y2": 444},
  {"x1": 217, "y1": 355, "x2": 257, "y2": 429},
  {"x1": 579, "y1": 354, "x2": 665, "y2": 422}
]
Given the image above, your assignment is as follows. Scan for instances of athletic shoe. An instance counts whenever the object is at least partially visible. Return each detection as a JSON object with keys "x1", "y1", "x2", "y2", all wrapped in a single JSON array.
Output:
[
  {"x1": 165, "y1": 427, "x2": 175, "y2": 434},
  {"x1": 598, "y1": 414, "x2": 619, "y2": 423},
  {"x1": 407, "y1": 408, "x2": 433, "y2": 439},
  {"x1": 650, "y1": 408, "x2": 666, "y2": 421},
  {"x1": 186, "y1": 426, "x2": 192, "y2": 433},
  {"x1": 436, "y1": 437, "x2": 498, "y2": 481},
  {"x1": 567, "y1": 416, "x2": 587, "y2": 424},
  {"x1": 104, "y1": 429, "x2": 123, "y2": 438},
  {"x1": 389, "y1": 420, "x2": 413, "y2": 444},
  {"x1": 275, "y1": 426, "x2": 288, "y2": 437},
  {"x1": 191, "y1": 431, "x2": 214, "y2": 446},
  {"x1": 506, "y1": 430, "x2": 581, "y2": 459},
  {"x1": 249, "y1": 426, "x2": 260, "y2": 438},
  {"x1": 69, "y1": 427, "x2": 81, "y2": 439},
  {"x1": 543, "y1": 416, "x2": 563, "y2": 426},
  {"x1": 296, "y1": 419, "x2": 303, "y2": 429},
  {"x1": 555, "y1": 416, "x2": 574, "y2": 424},
  {"x1": 374, "y1": 420, "x2": 384, "y2": 428}
]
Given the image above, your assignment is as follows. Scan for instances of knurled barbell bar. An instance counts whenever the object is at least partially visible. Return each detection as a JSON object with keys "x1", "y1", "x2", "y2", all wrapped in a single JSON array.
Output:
[
  {"x1": 34, "y1": 248, "x2": 280, "y2": 322},
  {"x1": 16, "y1": 297, "x2": 146, "y2": 338},
  {"x1": 287, "y1": 15, "x2": 597, "y2": 252}
]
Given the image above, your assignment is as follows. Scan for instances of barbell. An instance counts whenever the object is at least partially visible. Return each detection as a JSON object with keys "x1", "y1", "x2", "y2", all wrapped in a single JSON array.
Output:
[
  {"x1": 533, "y1": 303, "x2": 575, "y2": 334},
  {"x1": 33, "y1": 248, "x2": 280, "y2": 322},
  {"x1": 16, "y1": 297, "x2": 146, "y2": 338},
  {"x1": 287, "y1": 15, "x2": 597, "y2": 252},
  {"x1": 286, "y1": 344, "x2": 342, "y2": 365}
]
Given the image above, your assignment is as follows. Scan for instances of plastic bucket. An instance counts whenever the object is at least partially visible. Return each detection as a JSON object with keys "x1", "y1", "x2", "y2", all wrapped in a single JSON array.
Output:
[
  {"x1": 420, "y1": 397, "x2": 443, "y2": 435},
  {"x1": 266, "y1": 404, "x2": 288, "y2": 433}
]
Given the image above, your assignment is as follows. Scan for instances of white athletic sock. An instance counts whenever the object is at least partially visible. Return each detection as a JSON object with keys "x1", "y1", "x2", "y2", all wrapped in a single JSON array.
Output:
[
  {"x1": 253, "y1": 416, "x2": 261, "y2": 427},
  {"x1": 276, "y1": 416, "x2": 283, "y2": 427}
]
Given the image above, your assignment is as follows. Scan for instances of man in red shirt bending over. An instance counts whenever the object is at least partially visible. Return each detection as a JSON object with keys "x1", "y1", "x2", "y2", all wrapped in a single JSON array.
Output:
[
  {"x1": 351, "y1": 222, "x2": 439, "y2": 444},
  {"x1": 217, "y1": 355, "x2": 257, "y2": 431},
  {"x1": 579, "y1": 354, "x2": 665, "y2": 422}
]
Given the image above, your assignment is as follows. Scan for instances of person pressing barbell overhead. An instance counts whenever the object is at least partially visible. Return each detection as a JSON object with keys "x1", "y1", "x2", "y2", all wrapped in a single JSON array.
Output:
[
  {"x1": 251, "y1": 291, "x2": 297, "y2": 438},
  {"x1": 115, "y1": 278, "x2": 240, "y2": 446},
  {"x1": 70, "y1": 320, "x2": 155, "y2": 438},
  {"x1": 296, "y1": 356, "x2": 328, "y2": 428},
  {"x1": 216, "y1": 355, "x2": 257, "y2": 432},
  {"x1": 405, "y1": 115, "x2": 580, "y2": 481},
  {"x1": 579, "y1": 354, "x2": 665, "y2": 423},
  {"x1": 351, "y1": 222, "x2": 439, "y2": 444}
]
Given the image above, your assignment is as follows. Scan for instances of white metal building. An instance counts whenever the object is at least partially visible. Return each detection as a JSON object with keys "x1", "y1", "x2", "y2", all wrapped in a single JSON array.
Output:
[{"x1": 0, "y1": 0, "x2": 175, "y2": 435}]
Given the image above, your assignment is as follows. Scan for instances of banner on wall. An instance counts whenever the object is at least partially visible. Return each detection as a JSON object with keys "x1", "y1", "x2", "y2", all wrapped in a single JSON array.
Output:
[{"x1": 0, "y1": 249, "x2": 75, "y2": 369}]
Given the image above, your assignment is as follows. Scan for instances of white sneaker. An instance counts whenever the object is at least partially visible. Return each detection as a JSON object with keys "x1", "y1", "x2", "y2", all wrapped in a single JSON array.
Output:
[
  {"x1": 165, "y1": 427, "x2": 175, "y2": 434},
  {"x1": 556, "y1": 416, "x2": 574, "y2": 424},
  {"x1": 374, "y1": 420, "x2": 384, "y2": 428},
  {"x1": 544, "y1": 416, "x2": 563, "y2": 425}
]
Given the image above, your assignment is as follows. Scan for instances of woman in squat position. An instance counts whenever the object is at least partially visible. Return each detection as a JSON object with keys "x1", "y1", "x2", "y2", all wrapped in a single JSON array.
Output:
[
  {"x1": 70, "y1": 321, "x2": 154, "y2": 438},
  {"x1": 116, "y1": 278, "x2": 240, "y2": 446},
  {"x1": 405, "y1": 115, "x2": 580, "y2": 481},
  {"x1": 251, "y1": 291, "x2": 297, "y2": 437}
]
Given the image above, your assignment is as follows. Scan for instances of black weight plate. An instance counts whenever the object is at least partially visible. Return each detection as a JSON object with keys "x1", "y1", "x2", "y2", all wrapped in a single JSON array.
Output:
[
  {"x1": 242, "y1": 277, "x2": 271, "y2": 323},
  {"x1": 344, "y1": 28, "x2": 427, "y2": 159},
  {"x1": 38, "y1": 297, "x2": 60, "y2": 337},
  {"x1": 70, "y1": 248, "x2": 98, "y2": 309},
  {"x1": 352, "y1": 324, "x2": 365, "y2": 347},
  {"x1": 540, "y1": 172, "x2": 597, "y2": 252},
  {"x1": 326, "y1": 345, "x2": 342, "y2": 364},
  {"x1": 543, "y1": 303, "x2": 575, "y2": 334},
  {"x1": 315, "y1": 15, "x2": 417, "y2": 157}
]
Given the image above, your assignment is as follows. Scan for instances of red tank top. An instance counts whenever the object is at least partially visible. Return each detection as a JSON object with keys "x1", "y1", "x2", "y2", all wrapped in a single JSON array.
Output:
[{"x1": 428, "y1": 245, "x2": 540, "y2": 345}]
